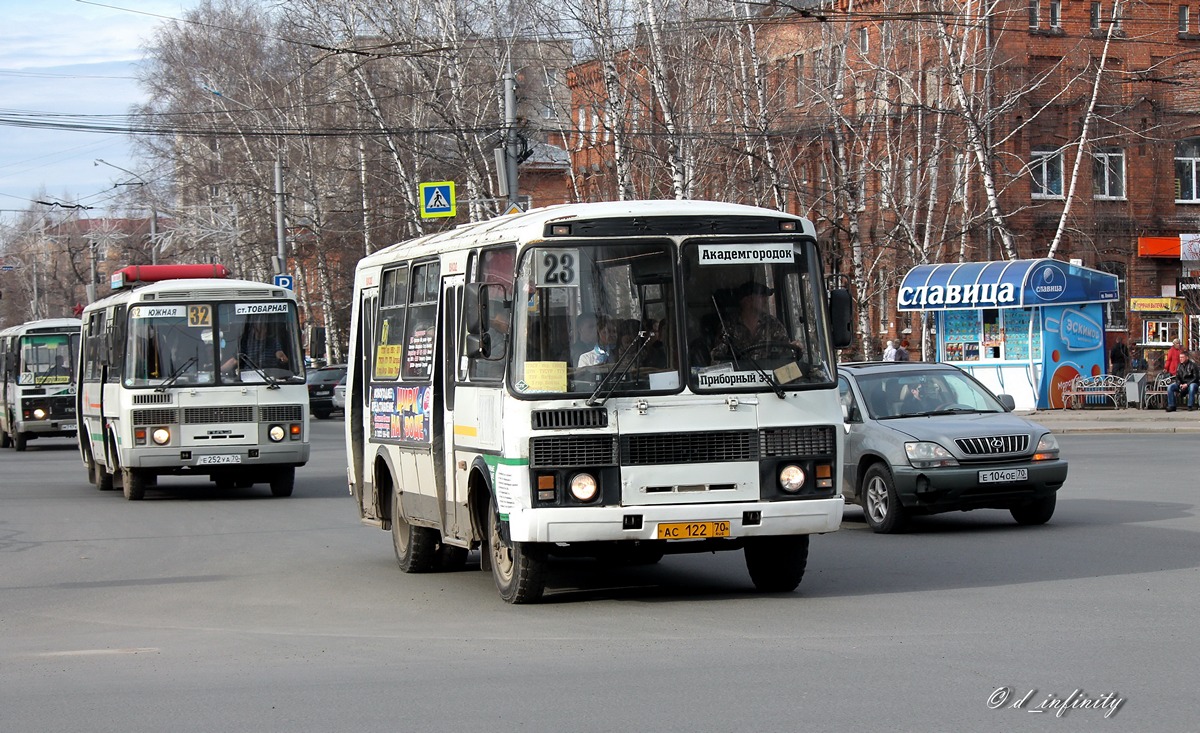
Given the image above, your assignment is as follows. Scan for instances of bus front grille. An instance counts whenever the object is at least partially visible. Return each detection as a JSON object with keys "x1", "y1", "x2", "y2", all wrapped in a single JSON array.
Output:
[
  {"x1": 531, "y1": 408, "x2": 608, "y2": 430},
  {"x1": 260, "y1": 405, "x2": 304, "y2": 422},
  {"x1": 530, "y1": 435, "x2": 618, "y2": 468},
  {"x1": 622, "y1": 430, "x2": 757, "y2": 465},
  {"x1": 132, "y1": 408, "x2": 179, "y2": 426},
  {"x1": 183, "y1": 406, "x2": 255, "y2": 424},
  {"x1": 133, "y1": 393, "x2": 173, "y2": 405},
  {"x1": 760, "y1": 426, "x2": 836, "y2": 457}
]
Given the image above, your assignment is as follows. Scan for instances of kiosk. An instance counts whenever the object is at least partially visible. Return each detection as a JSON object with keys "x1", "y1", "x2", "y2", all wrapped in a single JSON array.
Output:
[{"x1": 897, "y1": 259, "x2": 1120, "y2": 410}]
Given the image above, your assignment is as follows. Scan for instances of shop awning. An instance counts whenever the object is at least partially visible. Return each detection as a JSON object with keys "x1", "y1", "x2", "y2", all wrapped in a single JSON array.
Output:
[{"x1": 897, "y1": 259, "x2": 1120, "y2": 311}]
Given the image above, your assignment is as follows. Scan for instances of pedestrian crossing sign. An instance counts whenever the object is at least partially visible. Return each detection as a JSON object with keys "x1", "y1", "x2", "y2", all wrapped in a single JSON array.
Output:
[{"x1": 419, "y1": 181, "x2": 456, "y2": 219}]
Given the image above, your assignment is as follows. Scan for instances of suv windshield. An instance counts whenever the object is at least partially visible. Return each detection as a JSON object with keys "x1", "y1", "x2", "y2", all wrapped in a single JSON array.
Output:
[
  {"x1": 506, "y1": 237, "x2": 835, "y2": 398},
  {"x1": 855, "y1": 369, "x2": 1006, "y2": 419}
]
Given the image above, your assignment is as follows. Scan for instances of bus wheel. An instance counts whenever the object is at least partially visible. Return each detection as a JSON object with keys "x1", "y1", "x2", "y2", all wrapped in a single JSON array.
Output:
[
  {"x1": 269, "y1": 466, "x2": 295, "y2": 497},
  {"x1": 488, "y1": 498, "x2": 547, "y2": 604},
  {"x1": 95, "y1": 460, "x2": 114, "y2": 491},
  {"x1": 391, "y1": 490, "x2": 436, "y2": 572},
  {"x1": 744, "y1": 534, "x2": 809, "y2": 593},
  {"x1": 122, "y1": 468, "x2": 148, "y2": 501},
  {"x1": 0, "y1": 427, "x2": 9, "y2": 448},
  {"x1": 14, "y1": 432, "x2": 27, "y2": 452}
]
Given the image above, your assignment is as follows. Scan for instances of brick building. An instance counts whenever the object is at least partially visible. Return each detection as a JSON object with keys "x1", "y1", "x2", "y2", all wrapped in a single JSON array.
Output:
[{"x1": 564, "y1": 1, "x2": 1200, "y2": 363}]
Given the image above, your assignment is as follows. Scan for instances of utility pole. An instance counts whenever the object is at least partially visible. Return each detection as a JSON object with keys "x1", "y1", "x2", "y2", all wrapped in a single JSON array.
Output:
[
  {"x1": 274, "y1": 153, "x2": 286, "y2": 276},
  {"x1": 497, "y1": 68, "x2": 521, "y2": 211}
]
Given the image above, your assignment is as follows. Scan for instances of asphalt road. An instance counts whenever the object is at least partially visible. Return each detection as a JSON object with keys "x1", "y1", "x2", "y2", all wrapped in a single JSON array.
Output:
[{"x1": 1, "y1": 424, "x2": 1195, "y2": 732}]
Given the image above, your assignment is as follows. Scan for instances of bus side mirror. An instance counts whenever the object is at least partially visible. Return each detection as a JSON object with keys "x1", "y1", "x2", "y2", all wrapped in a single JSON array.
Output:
[
  {"x1": 464, "y1": 283, "x2": 509, "y2": 360},
  {"x1": 828, "y1": 288, "x2": 854, "y2": 349}
]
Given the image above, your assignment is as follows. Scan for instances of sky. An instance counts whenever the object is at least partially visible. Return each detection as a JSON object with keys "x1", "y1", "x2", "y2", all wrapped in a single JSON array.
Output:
[{"x1": 0, "y1": 0, "x2": 191, "y2": 223}]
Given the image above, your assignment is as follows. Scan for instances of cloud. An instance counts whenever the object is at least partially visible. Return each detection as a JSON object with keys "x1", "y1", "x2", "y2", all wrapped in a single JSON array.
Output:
[{"x1": 0, "y1": 0, "x2": 177, "y2": 70}]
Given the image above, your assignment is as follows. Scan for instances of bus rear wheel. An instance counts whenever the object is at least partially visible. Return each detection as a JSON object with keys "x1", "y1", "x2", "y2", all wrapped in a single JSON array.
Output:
[
  {"x1": 14, "y1": 432, "x2": 27, "y2": 451},
  {"x1": 0, "y1": 427, "x2": 10, "y2": 448},
  {"x1": 744, "y1": 534, "x2": 809, "y2": 593},
  {"x1": 488, "y1": 498, "x2": 547, "y2": 604}
]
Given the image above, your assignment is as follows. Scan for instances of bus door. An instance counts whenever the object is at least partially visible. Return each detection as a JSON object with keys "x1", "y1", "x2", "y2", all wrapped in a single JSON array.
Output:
[{"x1": 439, "y1": 274, "x2": 466, "y2": 539}]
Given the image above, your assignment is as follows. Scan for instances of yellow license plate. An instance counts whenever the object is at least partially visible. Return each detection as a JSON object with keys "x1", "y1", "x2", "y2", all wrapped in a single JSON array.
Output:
[{"x1": 657, "y1": 521, "x2": 731, "y2": 540}]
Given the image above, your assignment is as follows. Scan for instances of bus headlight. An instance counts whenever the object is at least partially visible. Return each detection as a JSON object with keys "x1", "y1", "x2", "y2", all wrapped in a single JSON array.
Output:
[
  {"x1": 268, "y1": 425, "x2": 286, "y2": 442},
  {"x1": 151, "y1": 427, "x2": 171, "y2": 445},
  {"x1": 568, "y1": 473, "x2": 599, "y2": 502},
  {"x1": 32, "y1": 407, "x2": 47, "y2": 420},
  {"x1": 779, "y1": 464, "x2": 806, "y2": 493}
]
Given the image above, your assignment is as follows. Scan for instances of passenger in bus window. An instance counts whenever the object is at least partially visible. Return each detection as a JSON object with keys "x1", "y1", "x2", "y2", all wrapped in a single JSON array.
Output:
[
  {"x1": 570, "y1": 313, "x2": 597, "y2": 365},
  {"x1": 577, "y1": 316, "x2": 617, "y2": 368}
]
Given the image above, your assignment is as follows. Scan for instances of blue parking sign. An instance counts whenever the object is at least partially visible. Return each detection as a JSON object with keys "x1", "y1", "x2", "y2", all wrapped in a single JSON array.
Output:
[{"x1": 273, "y1": 274, "x2": 294, "y2": 290}]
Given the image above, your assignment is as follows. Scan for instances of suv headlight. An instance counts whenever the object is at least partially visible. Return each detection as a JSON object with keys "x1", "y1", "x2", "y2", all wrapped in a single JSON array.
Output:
[
  {"x1": 905, "y1": 441, "x2": 959, "y2": 468},
  {"x1": 1032, "y1": 433, "x2": 1060, "y2": 461}
]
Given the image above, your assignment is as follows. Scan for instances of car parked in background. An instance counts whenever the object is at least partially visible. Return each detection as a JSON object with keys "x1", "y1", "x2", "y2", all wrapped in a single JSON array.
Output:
[
  {"x1": 837, "y1": 361, "x2": 1067, "y2": 533},
  {"x1": 307, "y1": 364, "x2": 347, "y2": 419},
  {"x1": 332, "y1": 377, "x2": 346, "y2": 412}
]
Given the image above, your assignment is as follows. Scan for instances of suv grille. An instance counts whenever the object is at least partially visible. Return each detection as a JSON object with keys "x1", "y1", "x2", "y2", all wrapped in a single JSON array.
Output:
[{"x1": 955, "y1": 434, "x2": 1029, "y2": 456}]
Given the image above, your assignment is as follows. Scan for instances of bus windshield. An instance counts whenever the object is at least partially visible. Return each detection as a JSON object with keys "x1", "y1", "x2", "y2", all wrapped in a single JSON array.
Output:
[
  {"x1": 508, "y1": 238, "x2": 834, "y2": 397},
  {"x1": 20, "y1": 332, "x2": 79, "y2": 385},
  {"x1": 124, "y1": 302, "x2": 303, "y2": 388}
]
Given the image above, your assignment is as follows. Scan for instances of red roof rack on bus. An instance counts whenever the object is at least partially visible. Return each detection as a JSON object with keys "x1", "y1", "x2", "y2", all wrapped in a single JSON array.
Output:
[{"x1": 110, "y1": 264, "x2": 230, "y2": 290}]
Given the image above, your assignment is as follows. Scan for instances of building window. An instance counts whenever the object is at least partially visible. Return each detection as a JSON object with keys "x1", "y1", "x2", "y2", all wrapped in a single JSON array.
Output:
[
  {"x1": 1031, "y1": 150, "x2": 1064, "y2": 198},
  {"x1": 858, "y1": 27, "x2": 869, "y2": 54},
  {"x1": 1098, "y1": 261, "x2": 1127, "y2": 329},
  {"x1": 1093, "y1": 149, "x2": 1126, "y2": 199},
  {"x1": 1175, "y1": 137, "x2": 1200, "y2": 202},
  {"x1": 1091, "y1": 1, "x2": 1102, "y2": 29},
  {"x1": 1049, "y1": 0, "x2": 1061, "y2": 27},
  {"x1": 794, "y1": 54, "x2": 805, "y2": 106},
  {"x1": 1029, "y1": 0, "x2": 1040, "y2": 28},
  {"x1": 1181, "y1": 5, "x2": 1191, "y2": 33}
]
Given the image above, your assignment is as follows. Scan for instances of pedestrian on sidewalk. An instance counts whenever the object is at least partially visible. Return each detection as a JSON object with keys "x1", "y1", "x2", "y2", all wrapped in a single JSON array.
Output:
[
  {"x1": 1109, "y1": 338, "x2": 1129, "y2": 376},
  {"x1": 882, "y1": 340, "x2": 897, "y2": 361},
  {"x1": 1166, "y1": 351, "x2": 1199, "y2": 412},
  {"x1": 1165, "y1": 339, "x2": 1183, "y2": 376}
]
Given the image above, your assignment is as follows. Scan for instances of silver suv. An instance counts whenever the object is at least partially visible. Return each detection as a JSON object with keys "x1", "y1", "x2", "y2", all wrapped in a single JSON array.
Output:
[{"x1": 837, "y1": 361, "x2": 1067, "y2": 533}]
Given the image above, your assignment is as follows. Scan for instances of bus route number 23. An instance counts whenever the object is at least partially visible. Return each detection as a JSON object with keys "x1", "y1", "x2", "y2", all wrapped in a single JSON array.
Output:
[{"x1": 535, "y1": 249, "x2": 580, "y2": 288}]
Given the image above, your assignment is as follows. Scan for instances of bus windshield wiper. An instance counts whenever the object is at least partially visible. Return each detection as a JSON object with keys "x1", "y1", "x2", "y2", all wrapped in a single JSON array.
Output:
[
  {"x1": 237, "y1": 354, "x2": 281, "y2": 390},
  {"x1": 155, "y1": 356, "x2": 198, "y2": 392},
  {"x1": 711, "y1": 296, "x2": 784, "y2": 399},
  {"x1": 586, "y1": 330, "x2": 652, "y2": 407}
]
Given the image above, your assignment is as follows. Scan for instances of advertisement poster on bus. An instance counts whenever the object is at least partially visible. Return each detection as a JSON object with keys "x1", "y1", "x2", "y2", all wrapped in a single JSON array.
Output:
[{"x1": 370, "y1": 384, "x2": 433, "y2": 443}]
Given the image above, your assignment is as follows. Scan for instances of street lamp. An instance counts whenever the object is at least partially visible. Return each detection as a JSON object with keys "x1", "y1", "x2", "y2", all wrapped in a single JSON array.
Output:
[{"x1": 94, "y1": 159, "x2": 160, "y2": 264}]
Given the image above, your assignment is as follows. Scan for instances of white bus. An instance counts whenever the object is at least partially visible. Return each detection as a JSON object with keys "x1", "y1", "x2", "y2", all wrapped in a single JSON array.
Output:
[
  {"x1": 0, "y1": 317, "x2": 82, "y2": 451},
  {"x1": 345, "y1": 200, "x2": 853, "y2": 603},
  {"x1": 78, "y1": 264, "x2": 310, "y2": 500}
]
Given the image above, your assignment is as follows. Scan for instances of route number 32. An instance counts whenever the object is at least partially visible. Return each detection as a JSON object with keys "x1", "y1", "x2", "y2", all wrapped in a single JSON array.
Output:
[{"x1": 535, "y1": 249, "x2": 580, "y2": 288}]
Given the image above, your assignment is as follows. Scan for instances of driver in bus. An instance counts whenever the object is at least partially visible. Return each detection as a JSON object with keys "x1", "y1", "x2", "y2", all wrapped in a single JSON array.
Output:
[
  {"x1": 710, "y1": 280, "x2": 793, "y2": 362},
  {"x1": 222, "y1": 320, "x2": 289, "y2": 372}
]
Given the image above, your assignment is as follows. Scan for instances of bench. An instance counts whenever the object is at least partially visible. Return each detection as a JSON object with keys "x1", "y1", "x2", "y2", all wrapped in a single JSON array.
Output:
[
  {"x1": 1062, "y1": 374, "x2": 1127, "y2": 409},
  {"x1": 1141, "y1": 372, "x2": 1172, "y2": 409}
]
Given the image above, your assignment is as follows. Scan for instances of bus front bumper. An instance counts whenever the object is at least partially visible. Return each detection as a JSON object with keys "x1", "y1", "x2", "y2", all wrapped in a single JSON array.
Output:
[
  {"x1": 506, "y1": 497, "x2": 844, "y2": 544},
  {"x1": 127, "y1": 443, "x2": 310, "y2": 470}
]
